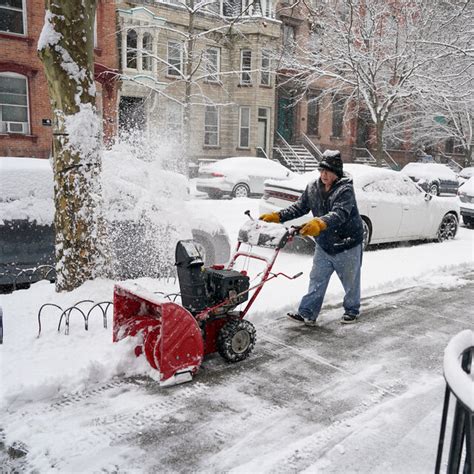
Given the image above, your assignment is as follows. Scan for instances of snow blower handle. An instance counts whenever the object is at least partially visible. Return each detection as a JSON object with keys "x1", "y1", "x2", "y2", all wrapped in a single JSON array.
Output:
[{"x1": 244, "y1": 210, "x2": 254, "y2": 220}]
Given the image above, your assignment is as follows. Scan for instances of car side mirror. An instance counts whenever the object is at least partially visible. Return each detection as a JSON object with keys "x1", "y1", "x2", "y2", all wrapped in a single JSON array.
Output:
[{"x1": 424, "y1": 193, "x2": 432, "y2": 201}]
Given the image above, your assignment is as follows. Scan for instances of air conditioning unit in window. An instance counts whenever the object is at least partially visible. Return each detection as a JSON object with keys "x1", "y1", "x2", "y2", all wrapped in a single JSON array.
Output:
[{"x1": 5, "y1": 121, "x2": 28, "y2": 134}]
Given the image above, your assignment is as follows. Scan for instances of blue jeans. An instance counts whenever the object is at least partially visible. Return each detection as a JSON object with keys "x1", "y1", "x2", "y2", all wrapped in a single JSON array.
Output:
[{"x1": 298, "y1": 243, "x2": 362, "y2": 321}]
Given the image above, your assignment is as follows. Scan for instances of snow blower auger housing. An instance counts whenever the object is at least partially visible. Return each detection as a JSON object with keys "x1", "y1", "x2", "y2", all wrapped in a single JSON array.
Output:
[{"x1": 113, "y1": 216, "x2": 302, "y2": 386}]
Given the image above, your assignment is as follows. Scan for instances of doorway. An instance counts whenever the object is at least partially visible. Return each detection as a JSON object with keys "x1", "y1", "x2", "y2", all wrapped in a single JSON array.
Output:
[
  {"x1": 257, "y1": 107, "x2": 270, "y2": 157},
  {"x1": 277, "y1": 97, "x2": 294, "y2": 143}
]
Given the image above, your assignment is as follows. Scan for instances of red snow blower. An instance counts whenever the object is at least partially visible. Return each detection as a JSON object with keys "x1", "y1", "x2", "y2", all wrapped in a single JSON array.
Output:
[{"x1": 113, "y1": 214, "x2": 302, "y2": 386}]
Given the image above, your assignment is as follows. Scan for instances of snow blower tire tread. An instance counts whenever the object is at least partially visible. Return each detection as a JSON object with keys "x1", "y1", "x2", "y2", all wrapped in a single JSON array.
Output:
[{"x1": 217, "y1": 319, "x2": 256, "y2": 363}]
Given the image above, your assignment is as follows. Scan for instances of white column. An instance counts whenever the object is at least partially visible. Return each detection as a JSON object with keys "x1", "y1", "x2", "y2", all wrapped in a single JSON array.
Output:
[{"x1": 137, "y1": 27, "x2": 143, "y2": 72}]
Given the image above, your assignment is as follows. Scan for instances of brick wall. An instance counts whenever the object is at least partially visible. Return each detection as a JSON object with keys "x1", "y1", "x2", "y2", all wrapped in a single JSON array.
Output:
[{"x1": 0, "y1": 0, "x2": 118, "y2": 159}]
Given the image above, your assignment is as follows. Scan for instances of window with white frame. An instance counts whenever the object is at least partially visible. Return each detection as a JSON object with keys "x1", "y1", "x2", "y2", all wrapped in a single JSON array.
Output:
[
  {"x1": 260, "y1": 49, "x2": 271, "y2": 86},
  {"x1": 239, "y1": 106, "x2": 250, "y2": 148},
  {"x1": 204, "y1": 105, "x2": 219, "y2": 146},
  {"x1": 205, "y1": 47, "x2": 220, "y2": 82},
  {"x1": 240, "y1": 49, "x2": 252, "y2": 85},
  {"x1": 167, "y1": 41, "x2": 182, "y2": 76},
  {"x1": 126, "y1": 29, "x2": 138, "y2": 69},
  {"x1": 283, "y1": 24, "x2": 296, "y2": 48},
  {"x1": 142, "y1": 33, "x2": 153, "y2": 71},
  {"x1": 0, "y1": 72, "x2": 29, "y2": 134},
  {"x1": 0, "y1": 0, "x2": 25, "y2": 35}
]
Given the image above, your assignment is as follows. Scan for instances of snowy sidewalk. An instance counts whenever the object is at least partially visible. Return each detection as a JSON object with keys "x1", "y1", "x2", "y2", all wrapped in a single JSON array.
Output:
[{"x1": 2, "y1": 268, "x2": 472, "y2": 472}]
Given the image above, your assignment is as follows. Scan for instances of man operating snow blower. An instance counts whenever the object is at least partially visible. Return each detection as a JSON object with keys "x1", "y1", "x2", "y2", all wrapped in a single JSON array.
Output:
[{"x1": 260, "y1": 150, "x2": 364, "y2": 326}]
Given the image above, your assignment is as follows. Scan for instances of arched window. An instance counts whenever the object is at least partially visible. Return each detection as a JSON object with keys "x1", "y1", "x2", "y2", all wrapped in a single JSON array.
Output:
[
  {"x1": 0, "y1": 72, "x2": 29, "y2": 134},
  {"x1": 142, "y1": 33, "x2": 153, "y2": 71},
  {"x1": 126, "y1": 29, "x2": 137, "y2": 69}
]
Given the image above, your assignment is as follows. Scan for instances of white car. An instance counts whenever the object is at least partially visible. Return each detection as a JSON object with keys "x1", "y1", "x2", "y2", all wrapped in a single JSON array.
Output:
[
  {"x1": 401, "y1": 162, "x2": 459, "y2": 196},
  {"x1": 457, "y1": 176, "x2": 474, "y2": 227},
  {"x1": 197, "y1": 157, "x2": 295, "y2": 199},
  {"x1": 259, "y1": 164, "x2": 460, "y2": 250},
  {"x1": 457, "y1": 166, "x2": 474, "y2": 186}
]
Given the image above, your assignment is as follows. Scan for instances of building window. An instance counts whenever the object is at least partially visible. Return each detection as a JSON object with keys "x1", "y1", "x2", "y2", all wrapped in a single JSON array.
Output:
[
  {"x1": 205, "y1": 47, "x2": 220, "y2": 82},
  {"x1": 126, "y1": 29, "x2": 138, "y2": 69},
  {"x1": 167, "y1": 41, "x2": 182, "y2": 76},
  {"x1": 0, "y1": 0, "x2": 25, "y2": 35},
  {"x1": 204, "y1": 105, "x2": 219, "y2": 146},
  {"x1": 283, "y1": 24, "x2": 296, "y2": 47},
  {"x1": 260, "y1": 49, "x2": 271, "y2": 86},
  {"x1": 0, "y1": 72, "x2": 29, "y2": 134},
  {"x1": 239, "y1": 106, "x2": 250, "y2": 148},
  {"x1": 332, "y1": 95, "x2": 345, "y2": 138},
  {"x1": 307, "y1": 92, "x2": 320, "y2": 135},
  {"x1": 142, "y1": 33, "x2": 153, "y2": 71},
  {"x1": 240, "y1": 49, "x2": 252, "y2": 85}
]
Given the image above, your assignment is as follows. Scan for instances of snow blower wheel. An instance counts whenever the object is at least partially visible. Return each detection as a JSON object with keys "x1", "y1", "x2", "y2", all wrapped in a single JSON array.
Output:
[{"x1": 217, "y1": 319, "x2": 256, "y2": 363}]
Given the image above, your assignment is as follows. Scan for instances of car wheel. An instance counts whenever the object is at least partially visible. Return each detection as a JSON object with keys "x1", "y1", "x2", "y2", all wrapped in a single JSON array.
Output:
[
  {"x1": 217, "y1": 319, "x2": 256, "y2": 363},
  {"x1": 361, "y1": 217, "x2": 371, "y2": 250},
  {"x1": 232, "y1": 183, "x2": 250, "y2": 198},
  {"x1": 437, "y1": 213, "x2": 458, "y2": 242},
  {"x1": 429, "y1": 183, "x2": 439, "y2": 196},
  {"x1": 462, "y1": 216, "x2": 474, "y2": 228},
  {"x1": 191, "y1": 230, "x2": 216, "y2": 265}
]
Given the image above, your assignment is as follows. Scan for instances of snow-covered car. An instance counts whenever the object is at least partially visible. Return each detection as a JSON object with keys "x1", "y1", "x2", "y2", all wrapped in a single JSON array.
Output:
[
  {"x1": 401, "y1": 162, "x2": 459, "y2": 196},
  {"x1": 259, "y1": 164, "x2": 460, "y2": 250},
  {"x1": 457, "y1": 176, "x2": 474, "y2": 228},
  {"x1": 0, "y1": 155, "x2": 231, "y2": 291},
  {"x1": 196, "y1": 157, "x2": 295, "y2": 199},
  {"x1": 457, "y1": 166, "x2": 474, "y2": 186}
]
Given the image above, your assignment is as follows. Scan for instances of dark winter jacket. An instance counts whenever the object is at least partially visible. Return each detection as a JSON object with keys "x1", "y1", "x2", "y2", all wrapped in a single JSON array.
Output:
[{"x1": 278, "y1": 174, "x2": 364, "y2": 255}]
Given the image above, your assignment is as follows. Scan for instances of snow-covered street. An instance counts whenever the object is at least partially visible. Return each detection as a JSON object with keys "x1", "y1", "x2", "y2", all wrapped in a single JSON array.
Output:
[{"x1": 1, "y1": 196, "x2": 473, "y2": 472}]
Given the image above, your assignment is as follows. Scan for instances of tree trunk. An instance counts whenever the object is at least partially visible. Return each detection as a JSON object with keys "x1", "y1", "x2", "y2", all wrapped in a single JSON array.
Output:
[
  {"x1": 374, "y1": 120, "x2": 385, "y2": 167},
  {"x1": 38, "y1": 1, "x2": 104, "y2": 292}
]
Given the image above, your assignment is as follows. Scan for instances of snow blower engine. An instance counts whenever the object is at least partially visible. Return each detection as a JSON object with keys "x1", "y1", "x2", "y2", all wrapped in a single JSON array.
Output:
[
  {"x1": 176, "y1": 240, "x2": 250, "y2": 316},
  {"x1": 113, "y1": 216, "x2": 302, "y2": 386}
]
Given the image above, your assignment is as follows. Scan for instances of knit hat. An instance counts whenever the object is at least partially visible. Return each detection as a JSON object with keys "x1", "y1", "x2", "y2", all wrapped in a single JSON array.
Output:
[{"x1": 319, "y1": 150, "x2": 343, "y2": 178}]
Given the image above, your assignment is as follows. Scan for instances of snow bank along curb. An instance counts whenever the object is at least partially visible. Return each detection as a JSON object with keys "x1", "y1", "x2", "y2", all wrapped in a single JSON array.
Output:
[{"x1": 443, "y1": 329, "x2": 474, "y2": 411}]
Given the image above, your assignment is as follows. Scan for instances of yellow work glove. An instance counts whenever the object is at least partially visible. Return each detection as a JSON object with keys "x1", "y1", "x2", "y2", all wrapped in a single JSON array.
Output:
[
  {"x1": 300, "y1": 218, "x2": 328, "y2": 237},
  {"x1": 259, "y1": 212, "x2": 280, "y2": 223}
]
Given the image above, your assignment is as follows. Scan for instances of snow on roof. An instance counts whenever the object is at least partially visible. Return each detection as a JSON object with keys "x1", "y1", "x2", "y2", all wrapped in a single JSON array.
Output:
[
  {"x1": 265, "y1": 163, "x2": 396, "y2": 191},
  {"x1": 401, "y1": 162, "x2": 457, "y2": 181},
  {"x1": 0, "y1": 150, "x2": 190, "y2": 226}
]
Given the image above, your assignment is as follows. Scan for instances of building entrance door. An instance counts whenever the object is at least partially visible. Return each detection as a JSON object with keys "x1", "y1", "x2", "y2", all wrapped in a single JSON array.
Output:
[
  {"x1": 257, "y1": 107, "x2": 269, "y2": 157},
  {"x1": 277, "y1": 97, "x2": 294, "y2": 143}
]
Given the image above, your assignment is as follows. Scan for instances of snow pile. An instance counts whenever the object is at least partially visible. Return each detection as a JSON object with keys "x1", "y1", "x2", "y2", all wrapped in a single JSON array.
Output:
[
  {"x1": 0, "y1": 157, "x2": 54, "y2": 225},
  {"x1": 443, "y1": 329, "x2": 474, "y2": 411},
  {"x1": 401, "y1": 162, "x2": 457, "y2": 181}
]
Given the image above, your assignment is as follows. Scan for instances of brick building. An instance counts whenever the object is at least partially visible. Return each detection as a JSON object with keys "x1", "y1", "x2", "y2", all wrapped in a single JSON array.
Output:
[{"x1": 0, "y1": 0, "x2": 119, "y2": 159}]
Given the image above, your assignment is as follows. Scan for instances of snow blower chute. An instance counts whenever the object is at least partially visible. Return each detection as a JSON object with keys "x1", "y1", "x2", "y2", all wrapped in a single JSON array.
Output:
[{"x1": 113, "y1": 215, "x2": 302, "y2": 386}]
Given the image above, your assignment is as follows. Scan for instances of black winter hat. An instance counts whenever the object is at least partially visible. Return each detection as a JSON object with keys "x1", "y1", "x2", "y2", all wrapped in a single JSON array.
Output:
[{"x1": 319, "y1": 150, "x2": 343, "y2": 178}]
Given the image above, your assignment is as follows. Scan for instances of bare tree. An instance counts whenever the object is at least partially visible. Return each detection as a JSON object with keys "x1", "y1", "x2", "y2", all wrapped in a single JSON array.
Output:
[
  {"x1": 280, "y1": 0, "x2": 473, "y2": 165},
  {"x1": 386, "y1": 53, "x2": 473, "y2": 166},
  {"x1": 38, "y1": 1, "x2": 105, "y2": 291}
]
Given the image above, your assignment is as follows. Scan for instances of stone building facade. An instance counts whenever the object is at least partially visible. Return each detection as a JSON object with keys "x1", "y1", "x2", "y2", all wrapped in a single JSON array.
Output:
[
  {"x1": 0, "y1": 0, "x2": 119, "y2": 159},
  {"x1": 116, "y1": 0, "x2": 281, "y2": 163}
]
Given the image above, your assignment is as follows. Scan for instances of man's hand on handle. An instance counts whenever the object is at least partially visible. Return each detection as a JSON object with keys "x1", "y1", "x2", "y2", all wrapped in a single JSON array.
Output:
[
  {"x1": 300, "y1": 218, "x2": 327, "y2": 237},
  {"x1": 259, "y1": 212, "x2": 280, "y2": 223}
]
